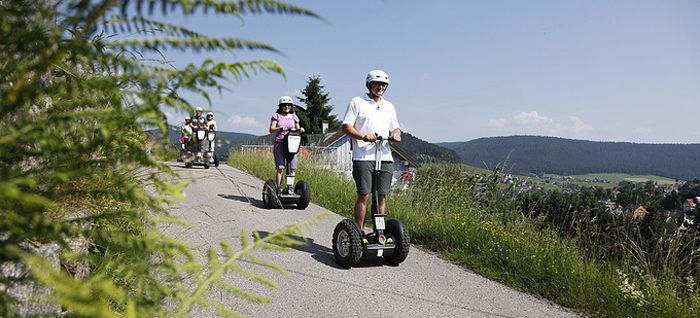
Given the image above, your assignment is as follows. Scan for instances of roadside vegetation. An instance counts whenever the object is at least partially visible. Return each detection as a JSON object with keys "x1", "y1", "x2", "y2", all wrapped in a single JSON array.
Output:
[
  {"x1": 1, "y1": 1, "x2": 324, "y2": 317},
  {"x1": 231, "y1": 151, "x2": 700, "y2": 318}
]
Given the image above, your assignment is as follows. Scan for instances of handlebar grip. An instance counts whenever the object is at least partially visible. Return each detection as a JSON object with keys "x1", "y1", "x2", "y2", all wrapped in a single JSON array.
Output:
[{"x1": 374, "y1": 133, "x2": 395, "y2": 142}]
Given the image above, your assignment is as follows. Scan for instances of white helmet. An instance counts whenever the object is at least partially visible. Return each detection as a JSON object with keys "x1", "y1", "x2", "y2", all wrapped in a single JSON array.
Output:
[
  {"x1": 206, "y1": 112, "x2": 214, "y2": 117},
  {"x1": 278, "y1": 96, "x2": 293, "y2": 105},
  {"x1": 195, "y1": 106, "x2": 203, "y2": 112},
  {"x1": 366, "y1": 69, "x2": 389, "y2": 85},
  {"x1": 184, "y1": 116, "x2": 191, "y2": 121}
]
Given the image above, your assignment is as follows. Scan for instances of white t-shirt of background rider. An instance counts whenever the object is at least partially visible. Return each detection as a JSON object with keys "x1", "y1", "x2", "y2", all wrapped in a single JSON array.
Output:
[{"x1": 342, "y1": 94, "x2": 400, "y2": 162}]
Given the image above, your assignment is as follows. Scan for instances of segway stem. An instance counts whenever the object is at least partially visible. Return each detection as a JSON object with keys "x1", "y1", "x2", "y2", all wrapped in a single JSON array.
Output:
[{"x1": 370, "y1": 133, "x2": 390, "y2": 240}]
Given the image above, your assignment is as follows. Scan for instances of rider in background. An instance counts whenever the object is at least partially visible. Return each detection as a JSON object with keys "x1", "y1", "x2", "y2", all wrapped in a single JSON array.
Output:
[
  {"x1": 205, "y1": 112, "x2": 217, "y2": 132},
  {"x1": 189, "y1": 107, "x2": 206, "y2": 153},
  {"x1": 205, "y1": 112, "x2": 217, "y2": 155},
  {"x1": 269, "y1": 96, "x2": 302, "y2": 191},
  {"x1": 181, "y1": 116, "x2": 193, "y2": 148},
  {"x1": 181, "y1": 116, "x2": 193, "y2": 137},
  {"x1": 192, "y1": 106, "x2": 206, "y2": 129}
]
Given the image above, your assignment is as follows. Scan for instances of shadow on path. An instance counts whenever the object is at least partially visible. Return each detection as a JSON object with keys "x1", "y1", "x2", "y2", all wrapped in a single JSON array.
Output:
[
  {"x1": 218, "y1": 193, "x2": 262, "y2": 207},
  {"x1": 254, "y1": 231, "x2": 385, "y2": 269}
]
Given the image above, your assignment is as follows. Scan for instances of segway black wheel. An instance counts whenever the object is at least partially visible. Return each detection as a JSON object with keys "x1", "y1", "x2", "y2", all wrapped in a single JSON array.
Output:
[
  {"x1": 204, "y1": 163, "x2": 210, "y2": 169},
  {"x1": 294, "y1": 180, "x2": 311, "y2": 210},
  {"x1": 214, "y1": 155, "x2": 220, "y2": 167},
  {"x1": 262, "y1": 179, "x2": 277, "y2": 209},
  {"x1": 384, "y1": 219, "x2": 410, "y2": 266},
  {"x1": 332, "y1": 219, "x2": 363, "y2": 268},
  {"x1": 185, "y1": 162, "x2": 193, "y2": 168}
]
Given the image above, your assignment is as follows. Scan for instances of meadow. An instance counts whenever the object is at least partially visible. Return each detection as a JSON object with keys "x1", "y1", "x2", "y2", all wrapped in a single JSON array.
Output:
[{"x1": 230, "y1": 151, "x2": 700, "y2": 318}]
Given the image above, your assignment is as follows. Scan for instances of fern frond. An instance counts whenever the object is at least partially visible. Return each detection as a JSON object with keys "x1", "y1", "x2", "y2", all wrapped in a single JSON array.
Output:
[
  {"x1": 123, "y1": 0, "x2": 322, "y2": 20},
  {"x1": 230, "y1": 263, "x2": 279, "y2": 288},
  {"x1": 110, "y1": 36, "x2": 281, "y2": 53},
  {"x1": 215, "y1": 303, "x2": 246, "y2": 318},
  {"x1": 215, "y1": 280, "x2": 272, "y2": 304},
  {"x1": 103, "y1": 15, "x2": 208, "y2": 38}
]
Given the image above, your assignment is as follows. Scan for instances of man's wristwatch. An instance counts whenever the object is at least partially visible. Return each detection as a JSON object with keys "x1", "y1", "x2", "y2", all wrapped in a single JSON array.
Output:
[{"x1": 362, "y1": 135, "x2": 368, "y2": 142}]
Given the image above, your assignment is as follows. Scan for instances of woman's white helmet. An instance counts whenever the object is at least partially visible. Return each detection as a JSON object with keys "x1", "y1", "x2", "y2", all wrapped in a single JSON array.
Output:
[
  {"x1": 184, "y1": 116, "x2": 191, "y2": 121},
  {"x1": 366, "y1": 70, "x2": 389, "y2": 85},
  {"x1": 195, "y1": 106, "x2": 203, "y2": 112},
  {"x1": 206, "y1": 112, "x2": 214, "y2": 117},
  {"x1": 278, "y1": 96, "x2": 294, "y2": 105}
]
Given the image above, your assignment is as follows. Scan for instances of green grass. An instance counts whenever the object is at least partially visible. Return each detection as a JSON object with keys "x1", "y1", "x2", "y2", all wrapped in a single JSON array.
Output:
[{"x1": 230, "y1": 152, "x2": 700, "y2": 318}]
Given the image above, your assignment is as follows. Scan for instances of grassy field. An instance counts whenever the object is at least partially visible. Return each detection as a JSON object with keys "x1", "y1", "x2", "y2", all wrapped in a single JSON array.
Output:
[
  {"x1": 230, "y1": 151, "x2": 700, "y2": 318},
  {"x1": 543, "y1": 173, "x2": 678, "y2": 189},
  {"x1": 460, "y1": 161, "x2": 679, "y2": 190}
]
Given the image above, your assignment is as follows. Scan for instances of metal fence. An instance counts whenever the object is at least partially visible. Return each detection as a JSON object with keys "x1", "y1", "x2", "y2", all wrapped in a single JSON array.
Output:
[{"x1": 239, "y1": 145, "x2": 353, "y2": 173}]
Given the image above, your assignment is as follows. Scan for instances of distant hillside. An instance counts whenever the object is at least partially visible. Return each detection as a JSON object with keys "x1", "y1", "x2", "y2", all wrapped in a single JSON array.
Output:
[
  {"x1": 439, "y1": 136, "x2": 700, "y2": 180},
  {"x1": 401, "y1": 132, "x2": 462, "y2": 164}
]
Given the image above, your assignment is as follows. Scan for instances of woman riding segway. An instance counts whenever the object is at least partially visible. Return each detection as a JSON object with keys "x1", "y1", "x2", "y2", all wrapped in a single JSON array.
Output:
[{"x1": 262, "y1": 96, "x2": 311, "y2": 209}]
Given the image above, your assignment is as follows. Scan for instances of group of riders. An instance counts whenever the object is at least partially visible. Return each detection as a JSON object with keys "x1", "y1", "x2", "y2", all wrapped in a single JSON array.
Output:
[{"x1": 179, "y1": 106, "x2": 218, "y2": 165}]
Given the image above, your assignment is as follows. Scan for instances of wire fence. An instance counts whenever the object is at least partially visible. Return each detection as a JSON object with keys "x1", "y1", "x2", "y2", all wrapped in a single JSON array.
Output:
[{"x1": 239, "y1": 145, "x2": 353, "y2": 172}]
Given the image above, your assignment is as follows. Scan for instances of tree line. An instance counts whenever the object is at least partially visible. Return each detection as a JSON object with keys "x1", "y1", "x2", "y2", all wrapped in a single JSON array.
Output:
[{"x1": 441, "y1": 135, "x2": 700, "y2": 180}]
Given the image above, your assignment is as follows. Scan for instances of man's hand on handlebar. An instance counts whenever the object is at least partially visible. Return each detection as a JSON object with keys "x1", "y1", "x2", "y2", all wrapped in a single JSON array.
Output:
[
  {"x1": 363, "y1": 133, "x2": 378, "y2": 143},
  {"x1": 390, "y1": 131, "x2": 401, "y2": 143},
  {"x1": 364, "y1": 133, "x2": 401, "y2": 143}
]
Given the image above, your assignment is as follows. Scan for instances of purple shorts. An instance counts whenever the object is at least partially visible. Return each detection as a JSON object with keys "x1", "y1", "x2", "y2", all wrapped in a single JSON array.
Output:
[{"x1": 273, "y1": 140, "x2": 298, "y2": 170}]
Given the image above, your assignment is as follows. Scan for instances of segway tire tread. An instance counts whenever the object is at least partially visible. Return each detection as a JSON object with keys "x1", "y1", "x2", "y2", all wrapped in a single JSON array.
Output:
[
  {"x1": 332, "y1": 219, "x2": 363, "y2": 268},
  {"x1": 384, "y1": 219, "x2": 410, "y2": 266},
  {"x1": 295, "y1": 181, "x2": 311, "y2": 210},
  {"x1": 262, "y1": 179, "x2": 277, "y2": 209}
]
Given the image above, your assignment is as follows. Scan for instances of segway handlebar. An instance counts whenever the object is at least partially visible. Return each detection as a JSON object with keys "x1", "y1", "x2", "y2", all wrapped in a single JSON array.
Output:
[{"x1": 372, "y1": 133, "x2": 397, "y2": 143}]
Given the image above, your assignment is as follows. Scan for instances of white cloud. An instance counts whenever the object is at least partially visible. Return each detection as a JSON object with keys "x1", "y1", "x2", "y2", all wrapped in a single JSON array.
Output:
[
  {"x1": 488, "y1": 111, "x2": 552, "y2": 128},
  {"x1": 227, "y1": 115, "x2": 266, "y2": 134},
  {"x1": 488, "y1": 111, "x2": 592, "y2": 137},
  {"x1": 566, "y1": 116, "x2": 593, "y2": 134}
]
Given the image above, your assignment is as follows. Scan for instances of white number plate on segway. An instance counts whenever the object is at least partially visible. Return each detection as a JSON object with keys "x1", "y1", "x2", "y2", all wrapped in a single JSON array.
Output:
[{"x1": 374, "y1": 217, "x2": 385, "y2": 230}]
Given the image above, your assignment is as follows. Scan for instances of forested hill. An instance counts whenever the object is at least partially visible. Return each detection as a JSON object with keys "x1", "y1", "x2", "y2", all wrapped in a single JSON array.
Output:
[
  {"x1": 401, "y1": 132, "x2": 462, "y2": 164},
  {"x1": 439, "y1": 136, "x2": 700, "y2": 180}
]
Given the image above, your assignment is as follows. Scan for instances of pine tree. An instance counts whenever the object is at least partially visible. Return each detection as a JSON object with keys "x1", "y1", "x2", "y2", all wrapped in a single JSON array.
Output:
[{"x1": 297, "y1": 76, "x2": 340, "y2": 134}]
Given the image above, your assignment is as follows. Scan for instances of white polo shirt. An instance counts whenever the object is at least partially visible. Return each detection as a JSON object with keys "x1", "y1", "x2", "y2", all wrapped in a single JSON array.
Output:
[{"x1": 342, "y1": 94, "x2": 400, "y2": 161}]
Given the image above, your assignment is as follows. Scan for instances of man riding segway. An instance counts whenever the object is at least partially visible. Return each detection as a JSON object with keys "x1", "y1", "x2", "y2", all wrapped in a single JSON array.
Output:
[{"x1": 332, "y1": 70, "x2": 410, "y2": 267}]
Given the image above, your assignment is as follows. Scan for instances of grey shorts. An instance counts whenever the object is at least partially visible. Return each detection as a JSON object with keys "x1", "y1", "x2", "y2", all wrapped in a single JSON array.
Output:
[
  {"x1": 352, "y1": 161, "x2": 393, "y2": 195},
  {"x1": 273, "y1": 140, "x2": 297, "y2": 170}
]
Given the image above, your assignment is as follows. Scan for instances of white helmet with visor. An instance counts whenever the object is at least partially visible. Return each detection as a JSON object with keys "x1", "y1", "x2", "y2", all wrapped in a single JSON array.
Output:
[
  {"x1": 366, "y1": 70, "x2": 389, "y2": 85},
  {"x1": 278, "y1": 96, "x2": 294, "y2": 105}
]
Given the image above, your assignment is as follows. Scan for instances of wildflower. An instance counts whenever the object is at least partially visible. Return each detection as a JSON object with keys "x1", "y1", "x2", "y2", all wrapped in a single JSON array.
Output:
[
  {"x1": 400, "y1": 170, "x2": 416, "y2": 182},
  {"x1": 616, "y1": 269, "x2": 647, "y2": 307}
]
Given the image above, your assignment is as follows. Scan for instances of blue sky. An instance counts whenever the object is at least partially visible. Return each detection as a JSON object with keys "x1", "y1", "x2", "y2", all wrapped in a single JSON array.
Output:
[{"x1": 158, "y1": 1, "x2": 700, "y2": 144}]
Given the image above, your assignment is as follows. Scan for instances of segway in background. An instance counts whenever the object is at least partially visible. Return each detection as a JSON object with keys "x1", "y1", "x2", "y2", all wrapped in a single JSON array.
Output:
[
  {"x1": 262, "y1": 129, "x2": 311, "y2": 209},
  {"x1": 205, "y1": 130, "x2": 219, "y2": 167},
  {"x1": 184, "y1": 129, "x2": 210, "y2": 169},
  {"x1": 332, "y1": 133, "x2": 410, "y2": 268},
  {"x1": 178, "y1": 135, "x2": 187, "y2": 162}
]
